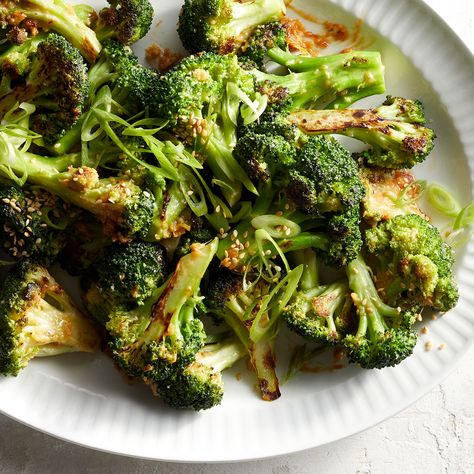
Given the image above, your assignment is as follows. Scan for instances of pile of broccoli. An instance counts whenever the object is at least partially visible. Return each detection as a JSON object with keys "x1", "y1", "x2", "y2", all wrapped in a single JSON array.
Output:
[{"x1": 0, "y1": 0, "x2": 462, "y2": 412}]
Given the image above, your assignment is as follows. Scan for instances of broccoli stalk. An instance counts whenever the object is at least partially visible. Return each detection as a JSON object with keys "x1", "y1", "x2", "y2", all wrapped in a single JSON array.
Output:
[
  {"x1": 94, "y1": 0, "x2": 154, "y2": 45},
  {"x1": 288, "y1": 97, "x2": 435, "y2": 168},
  {"x1": 0, "y1": 137, "x2": 155, "y2": 242},
  {"x1": 343, "y1": 254, "x2": 418, "y2": 369},
  {"x1": 0, "y1": 0, "x2": 101, "y2": 63},
  {"x1": 153, "y1": 336, "x2": 246, "y2": 410},
  {"x1": 251, "y1": 51, "x2": 386, "y2": 110},
  {"x1": 206, "y1": 264, "x2": 303, "y2": 401},
  {"x1": 0, "y1": 261, "x2": 100, "y2": 376},
  {"x1": 106, "y1": 239, "x2": 218, "y2": 384},
  {"x1": 178, "y1": 0, "x2": 286, "y2": 54}
]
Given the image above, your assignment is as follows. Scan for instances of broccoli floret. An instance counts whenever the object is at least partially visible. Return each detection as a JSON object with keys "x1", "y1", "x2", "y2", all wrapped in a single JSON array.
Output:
[
  {"x1": 0, "y1": 34, "x2": 89, "y2": 144},
  {"x1": 151, "y1": 52, "x2": 261, "y2": 205},
  {"x1": 152, "y1": 336, "x2": 246, "y2": 410},
  {"x1": 286, "y1": 136, "x2": 365, "y2": 215},
  {"x1": 365, "y1": 214, "x2": 459, "y2": 312},
  {"x1": 252, "y1": 51, "x2": 386, "y2": 110},
  {"x1": 0, "y1": 0, "x2": 101, "y2": 63},
  {"x1": 0, "y1": 260, "x2": 100, "y2": 376},
  {"x1": 0, "y1": 183, "x2": 76, "y2": 263},
  {"x1": 83, "y1": 241, "x2": 169, "y2": 324},
  {"x1": 283, "y1": 249, "x2": 353, "y2": 344},
  {"x1": 342, "y1": 254, "x2": 418, "y2": 369},
  {"x1": 240, "y1": 20, "x2": 287, "y2": 66},
  {"x1": 59, "y1": 216, "x2": 112, "y2": 276},
  {"x1": 51, "y1": 40, "x2": 158, "y2": 154},
  {"x1": 289, "y1": 97, "x2": 435, "y2": 168},
  {"x1": 0, "y1": 33, "x2": 45, "y2": 97},
  {"x1": 177, "y1": 0, "x2": 286, "y2": 54},
  {"x1": 0, "y1": 139, "x2": 155, "y2": 242},
  {"x1": 360, "y1": 166, "x2": 427, "y2": 224},
  {"x1": 285, "y1": 284, "x2": 352, "y2": 343},
  {"x1": 174, "y1": 217, "x2": 215, "y2": 260},
  {"x1": 206, "y1": 268, "x2": 284, "y2": 401},
  {"x1": 94, "y1": 0, "x2": 154, "y2": 45},
  {"x1": 105, "y1": 239, "x2": 218, "y2": 385}
]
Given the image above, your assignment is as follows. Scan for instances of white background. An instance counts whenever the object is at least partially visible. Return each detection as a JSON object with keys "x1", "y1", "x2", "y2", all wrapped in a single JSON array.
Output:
[{"x1": 0, "y1": 1, "x2": 473, "y2": 472}]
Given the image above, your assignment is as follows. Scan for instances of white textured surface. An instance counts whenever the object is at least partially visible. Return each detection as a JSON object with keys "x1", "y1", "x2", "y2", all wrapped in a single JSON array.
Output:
[{"x1": 0, "y1": 0, "x2": 473, "y2": 471}]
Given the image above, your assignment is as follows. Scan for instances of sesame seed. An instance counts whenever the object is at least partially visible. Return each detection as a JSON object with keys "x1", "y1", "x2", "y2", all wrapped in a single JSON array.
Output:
[
  {"x1": 265, "y1": 250, "x2": 272, "y2": 256},
  {"x1": 274, "y1": 265, "x2": 282, "y2": 272},
  {"x1": 187, "y1": 190, "x2": 194, "y2": 196},
  {"x1": 431, "y1": 314, "x2": 438, "y2": 320},
  {"x1": 438, "y1": 343, "x2": 447, "y2": 351},
  {"x1": 232, "y1": 230, "x2": 238, "y2": 238},
  {"x1": 352, "y1": 268, "x2": 359, "y2": 274},
  {"x1": 420, "y1": 326, "x2": 429, "y2": 335},
  {"x1": 396, "y1": 307, "x2": 402, "y2": 313},
  {"x1": 242, "y1": 231, "x2": 248, "y2": 238},
  {"x1": 285, "y1": 228, "x2": 291, "y2": 236},
  {"x1": 416, "y1": 313, "x2": 423, "y2": 322},
  {"x1": 425, "y1": 341, "x2": 433, "y2": 351},
  {"x1": 239, "y1": 253, "x2": 245, "y2": 259},
  {"x1": 35, "y1": 238, "x2": 42, "y2": 244},
  {"x1": 219, "y1": 228, "x2": 225, "y2": 235},
  {"x1": 215, "y1": 205, "x2": 221, "y2": 213}
]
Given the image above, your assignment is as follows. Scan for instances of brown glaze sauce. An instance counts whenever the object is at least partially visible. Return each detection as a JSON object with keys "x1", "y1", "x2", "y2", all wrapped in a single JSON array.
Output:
[{"x1": 284, "y1": 0, "x2": 366, "y2": 56}]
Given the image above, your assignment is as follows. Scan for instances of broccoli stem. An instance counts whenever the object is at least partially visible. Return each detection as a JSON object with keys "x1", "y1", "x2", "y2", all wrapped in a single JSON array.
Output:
[
  {"x1": 288, "y1": 109, "x2": 425, "y2": 152},
  {"x1": 249, "y1": 338, "x2": 280, "y2": 401},
  {"x1": 253, "y1": 51, "x2": 385, "y2": 109},
  {"x1": 346, "y1": 254, "x2": 398, "y2": 338},
  {"x1": 291, "y1": 248, "x2": 319, "y2": 290},
  {"x1": 228, "y1": 0, "x2": 286, "y2": 39},
  {"x1": 144, "y1": 239, "x2": 218, "y2": 341},
  {"x1": 147, "y1": 182, "x2": 188, "y2": 241},
  {"x1": 197, "y1": 339, "x2": 246, "y2": 373},
  {"x1": 9, "y1": 0, "x2": 101, "y2": 63}
]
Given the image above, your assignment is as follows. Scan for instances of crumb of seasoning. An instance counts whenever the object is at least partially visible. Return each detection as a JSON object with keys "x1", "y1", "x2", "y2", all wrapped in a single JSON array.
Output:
[
  {"x1": 431, "y1": 314, "x2": 438, "y2": 320},
  {"x1": 425, "y1": 341, "x2": 433, "y2": 351},
  {"x1": 438, "y1": 343, "x2": 447, "y2": 351},
  {"x1": 420, "y1": 326, "x2": 429, "y2": 335},
  {"x1": 145, "y1": 43, "x2": 183, "y2": 72},
  {"x1": 235, "y1": 372, "x2": 241, "y2": 381}
]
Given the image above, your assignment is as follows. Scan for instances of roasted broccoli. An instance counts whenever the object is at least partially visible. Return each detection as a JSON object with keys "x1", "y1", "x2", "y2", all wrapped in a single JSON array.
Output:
[
  {"x1": 289, "y1": 97, "x2": 435, "y2": 168},
  {"x1": 0, "y1": 34, "x2": 89, "y2": 144},
  {"x1": 283, "y1": 249, "x2": 353, "y2": 344},
  {"x1": 94, "y1": 0, "x2": 154, "y2": 45},
  {"x1": 150, "y1": 52, "x2": 262, "y2": 205},
  {"x1": 152, "y1": 335, "x2": 246, "y2": 410},
  {"x1": 0, "y1": 183, "x2": 76, "y2": 263},
  {"x1": 83, "y1": 241, "x2": 169, "y2": 324},
  {"x1": 51, "y1": 40, "x2": 158, "y2": 154},
  {"x1": 104, "y1": 239, "x2": 217, "y2": 385},
  {"x1": 360, "y1": 166, "x2": 426, "y2": 224},
  {"x1": 251, "y1": 50, "x2": 386, "y2": 110},
  {"x1": 343, "y1": 254, "x2": 418, "y2": 369},
  {"x1": 0, "y1": 0, "x2": 101, "y2": 62},
  {"x1": 240, "y1": 20, "x2": 287, "y2": 67},
  {"x1": 0, "y1": 138, "x2": 155, "y2": 242},
  {"x1": 178, "y1": 0, "x2": 286, "y2": 54},
  {"x1": 365, "y1": 214, "x2": 459, "y2": 312},
  {"x1": 206, "y1": 262, "x2": 303, "y2": 401},
  {"x1": 0, "y1": 261, "x2": 100, "y2": 376}
]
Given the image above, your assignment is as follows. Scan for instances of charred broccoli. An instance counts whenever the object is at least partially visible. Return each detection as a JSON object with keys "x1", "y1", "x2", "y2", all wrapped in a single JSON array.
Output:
[{"x1": 0, "y1": 261, "x2": 99, "y2": 376}]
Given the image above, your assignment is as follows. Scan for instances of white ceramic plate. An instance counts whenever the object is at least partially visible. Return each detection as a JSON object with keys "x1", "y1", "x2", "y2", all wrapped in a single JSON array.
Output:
[{"x1": 1, "y1": 0, "x2": 474, "y2": 462}]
